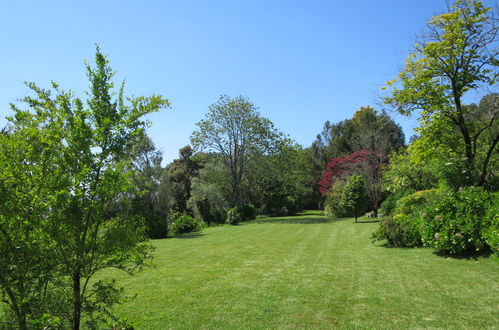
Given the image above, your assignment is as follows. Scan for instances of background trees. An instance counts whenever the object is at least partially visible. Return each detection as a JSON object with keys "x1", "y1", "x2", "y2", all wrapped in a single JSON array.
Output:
[{"x1": 191, "y1": 95, "x2": 281, "y2": 208}]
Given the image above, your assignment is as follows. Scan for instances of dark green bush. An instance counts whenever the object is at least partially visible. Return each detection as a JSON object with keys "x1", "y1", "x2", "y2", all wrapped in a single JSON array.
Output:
[
  {"x1": 419, "y1": 188, "x2": 497, "y2": 255},
  {"x1": 261, "y1": 194, "x2": 296, "y2": 216},
  {"x1": 170, "y1": 215, "x2": 203, "y2": 235},
  {"x1": 226, "y1": 207, "x2": 242, "y2": 225},
  {"x1": 239, "y1": 204, "x2": 256, "y2": 220},
  {"x1": 371, "y1": 214, "x2": 423, "y2": 247}
]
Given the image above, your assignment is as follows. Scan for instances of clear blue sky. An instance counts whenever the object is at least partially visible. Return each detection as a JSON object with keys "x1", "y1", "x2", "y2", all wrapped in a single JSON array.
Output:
[{"x1": 0, "y1": 0, "x2": 459, "y2": 163}]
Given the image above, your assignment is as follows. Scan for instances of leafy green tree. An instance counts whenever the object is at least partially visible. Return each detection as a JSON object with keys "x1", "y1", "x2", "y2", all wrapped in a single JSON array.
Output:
[
  {"x1": 191, "y1": 95, "x2": 280, "y2": 207},
  {"x1": 341, "y1": 175, "x2": 367, "y2": 222},
  {"x1": 384, "y1": 0, "x2": 498, "y2": 186},
  {"x1": 0, "y1": 113, "x2": 62, "y2": 329},
  {"x1": 1, "y1": 48, "x2": 169, "y2": 329}
]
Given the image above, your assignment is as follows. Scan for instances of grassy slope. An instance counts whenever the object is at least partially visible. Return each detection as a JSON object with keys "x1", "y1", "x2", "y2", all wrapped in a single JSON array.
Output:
[{"x1": 104, "y1": 211, "x2": 498, "y2": 329}]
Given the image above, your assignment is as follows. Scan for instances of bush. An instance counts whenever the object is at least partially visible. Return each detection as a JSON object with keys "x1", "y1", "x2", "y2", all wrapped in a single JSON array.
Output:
[
  {"x1": 371, "y1": 214, "x2": 422, "y2": 247},
  {"x1": 261, "y1": 194, "x2": 296, "y2": 217},
  {"x1": 239, "y1": 204, "x2": 256, "y2": 221},
  {"x1": 324, "y1": 180, "x2": 349, "y2": 217},
  {"x1": 226, "y1": 207, "x2": 242, "y2": 225},
  {"x1": 394, "y1": 189, "x2": 439, "y2": 215},
  {"x1": 419, "y1": 188, "x2": 498, "y2": 255},
  {"x1": 170, "y1": 215, "x2": 203, "y2": 235},
  {"x1": 379, "y1": 190, "x2": 412, "y2": 216}
]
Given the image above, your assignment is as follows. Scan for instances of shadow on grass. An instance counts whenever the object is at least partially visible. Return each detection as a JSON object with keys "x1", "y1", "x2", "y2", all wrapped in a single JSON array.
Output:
[
  {"x1": 172, "y1": 232, "x2": 205, "y2": 239},
  {"x1": 433, "y1": 249, "x2": 494, "y2": 260},
  {"x1": 354, "y1": 219, "x2": 381, "y2": 224},
  {"x1": 253, "y1": 216, "x2": 343, "y2": 225}
]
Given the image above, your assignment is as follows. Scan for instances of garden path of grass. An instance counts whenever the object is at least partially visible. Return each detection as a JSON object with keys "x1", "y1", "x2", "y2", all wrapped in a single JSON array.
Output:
[{"x1": 106, "y1": 211, "x2": 498, "y2": 329}]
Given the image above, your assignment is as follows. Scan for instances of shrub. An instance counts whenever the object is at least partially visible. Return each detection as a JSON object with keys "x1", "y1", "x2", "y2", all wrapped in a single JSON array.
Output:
[
  {"x1": 170, "y1": 215, "x2": 203, "y2": 235},
  {"x1": 226, "y1": 207, "x2": 242, "y2": 225},
  {"x1": 371, "y1": 214, "x2": 422, "y2": 247},
  {"x1": 261, "y1": 194, "x2": 296, "y2": 216},
  {"x1": 324, "y1": 180, "x2": 349, "y2": 217},
  {"x1": 379, "y1": 190, "x2": 412, "y2": 216},
  {"x1": 419, "y1": 188, "x2": 497, "y2": 254},
  {"x1": 239, "y1": 204, "x2": 256, "y2": 221},
  {"x1": 394, "y1": 189, "x2": 439, "y2": 215}
]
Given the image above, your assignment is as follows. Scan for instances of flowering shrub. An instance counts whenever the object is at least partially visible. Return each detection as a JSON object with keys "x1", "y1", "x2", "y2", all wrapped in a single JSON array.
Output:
[{"x1": 419, "y1": 187, "x2": 497, "y2": 254}]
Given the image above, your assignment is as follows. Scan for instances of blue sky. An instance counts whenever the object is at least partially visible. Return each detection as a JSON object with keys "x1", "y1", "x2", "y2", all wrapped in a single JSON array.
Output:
[{"x1": 0, "y1": 0, "x2": 461, "y2": 163}]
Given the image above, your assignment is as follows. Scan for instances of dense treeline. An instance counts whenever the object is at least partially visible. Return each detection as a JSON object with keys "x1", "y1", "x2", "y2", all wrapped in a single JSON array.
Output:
[{"x1": 0, "y1": 0, "x2": 497, "y2": 328}]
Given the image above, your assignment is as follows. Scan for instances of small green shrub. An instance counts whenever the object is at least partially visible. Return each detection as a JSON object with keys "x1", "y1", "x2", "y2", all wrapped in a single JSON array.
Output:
[
  {"x1": 419, "y1": 188, "x2": 497, "y2": 255},
  {"x1": 371, "y1": 214, "x2": 422, "y2": 247},
  {"x1": 170, "y1": 215, "x2": 203, "y2": 235},
  {"x1": 239, "y1": 204, "x2": 256, "y2": 220},
  {"x1": 226, "y1": 207, "x2": 242, "y2": 225}
]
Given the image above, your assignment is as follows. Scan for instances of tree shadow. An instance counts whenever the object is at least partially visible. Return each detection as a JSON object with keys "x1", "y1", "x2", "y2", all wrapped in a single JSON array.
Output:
[
  {"x1": 433, "y1": 249, "x2": 494, "y2": 260},
  {"x1": 354, "y1": 219, "x2": 381, "y2": 223},
  {"x1": 172, "y1": 232, "x2": 205, "y2": 239},
  {"x1": 253, "y1": 216, "x2": 344, "y2": 225}
]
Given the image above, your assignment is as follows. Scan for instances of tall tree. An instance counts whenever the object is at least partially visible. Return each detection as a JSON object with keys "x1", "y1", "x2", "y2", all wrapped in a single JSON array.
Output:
[
  {"x1": 384, "y1": 0, "x2": 498, "y2": 186},
  {"x1": 1, "y1": 48, "x2": 169, "y2": 329},
  {"x1": 191, "y1": 95, "x2": 280, "y2": 207}
]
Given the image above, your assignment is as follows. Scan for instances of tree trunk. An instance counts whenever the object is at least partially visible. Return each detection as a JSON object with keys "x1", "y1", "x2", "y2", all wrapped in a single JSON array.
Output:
[
  {"x1": 72, "y1": 270, "x2": 81, "y2": 330},
  {"x1": 477, "y1": 134, "x2": 498, "y2": 186}
]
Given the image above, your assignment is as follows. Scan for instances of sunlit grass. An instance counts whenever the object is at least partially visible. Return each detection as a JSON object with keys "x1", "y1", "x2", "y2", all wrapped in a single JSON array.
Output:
[{"x1": 92, "y1": 211, "x2": 499, "y2": 328}]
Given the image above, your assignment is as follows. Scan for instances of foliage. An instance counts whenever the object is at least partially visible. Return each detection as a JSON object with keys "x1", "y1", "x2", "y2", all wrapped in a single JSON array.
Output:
[
  {"x1": 187, "y1": 158, "x2": 228, "y2": 224},
  {"x1": 0, "y1": 48, "x2": 168, "y2": 329},
  {"x1": 261, "y1": 194, "x2": 297, "y2": 217},
  {"x1": 226, "y1": 208, "x2": 242, "y2": 225},
  {"x1": 170, "y1": 215, "x2": 204, "y2": 235},
  {"x1": 384, "y1": 0, "x2": 498, "y2": 186},
  {"x1": 324, "y1": 180, "x2": 349, "y2": 218},
  {"x1": 419, "y1": 187, "x2": 498, "y2": 254},
  {"x1": 191, "y1": 95, "x2": 281, "y2": 207},
  {"x1": 319, "y1": 150, "x2": 385, "y2": 215},
  {"x1": 371, "y1": 215, "x2": 423, "y2": 247},
  {"x1": 166, "y1": 145, "x2": 202, "y2": 214},
  {"x1": 341, "y1": 175, "x2": 367, "y2": 222},
  {"x1": 394, "y1": 189, "x2": 440, "y2": 216},
  {"x1": 239, "y1": 204, "x2": 256, "y2": 221},
  {"x1": 127, "y1": 134, "x2": 169, "y2": 239},
  {"x1": 250, "y1": 142, "x2": 315, "y2": 211},
  {"x1": 0, "y1": 109, "x2": 61, "y2": 328}
]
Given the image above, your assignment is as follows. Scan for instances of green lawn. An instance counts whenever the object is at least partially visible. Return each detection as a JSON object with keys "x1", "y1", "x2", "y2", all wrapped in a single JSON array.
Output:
[{"x1": 105, "y1": 211, "x2": 498, "y2": 329}]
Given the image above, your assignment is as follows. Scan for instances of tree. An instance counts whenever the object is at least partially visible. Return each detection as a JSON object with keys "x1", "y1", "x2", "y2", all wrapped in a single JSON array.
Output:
[
  {"x1": 341, "y1": 175, "x2": 366, "y2": 222},
  {"x1": 0, "y1": 111, "x2": 62, "y2": 329},
  {"x1": 384, "y1": 0, "x2": 498, "y2": 186},
  {"x1": 191, "y1": 95, "x2": 280, "y2": 207},
  {"x1": 1, "y1": 48, "x2": 169, "y2": 329},
  {"x1": 319, "y1": 150, "x2": 386, "y2": 216},
  {"x1": 127, "y1": 135, "x2": 169, "y2": 238},
  {"x1": 167, "y1": 145, "x2": 202, "y2": 214}
]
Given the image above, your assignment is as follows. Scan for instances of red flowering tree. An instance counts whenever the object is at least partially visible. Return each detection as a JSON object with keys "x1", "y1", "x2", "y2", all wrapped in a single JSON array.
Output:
[{"x1": 319, "y1": 150, "x2": 386, "y2": 216}]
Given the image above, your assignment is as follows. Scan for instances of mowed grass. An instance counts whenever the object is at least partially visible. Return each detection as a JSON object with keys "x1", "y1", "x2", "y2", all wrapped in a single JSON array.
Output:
[{"x1": 103, "y1": 211, "x2": 498, "y2": 329}]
